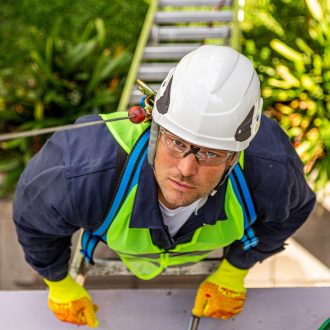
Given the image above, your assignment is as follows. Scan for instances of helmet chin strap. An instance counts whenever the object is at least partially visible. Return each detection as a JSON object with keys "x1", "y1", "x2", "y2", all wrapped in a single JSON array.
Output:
[
  {"x1": 147, "y1": 120, "x2": 159, "y2": 168},
  {"x1": 210, "y1": 152, "x2": 241, "y2": 196}
]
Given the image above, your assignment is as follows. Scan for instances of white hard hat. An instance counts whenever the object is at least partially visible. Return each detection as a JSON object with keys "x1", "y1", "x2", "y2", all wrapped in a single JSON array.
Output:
[{"x1": 151, "y1": 45, "x2": 263, "y2": 152}]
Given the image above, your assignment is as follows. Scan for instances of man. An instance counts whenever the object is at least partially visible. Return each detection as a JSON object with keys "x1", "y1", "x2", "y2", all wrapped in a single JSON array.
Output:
[{"x1": 13, "y1": 45, "x2": 315, "y2": 327}]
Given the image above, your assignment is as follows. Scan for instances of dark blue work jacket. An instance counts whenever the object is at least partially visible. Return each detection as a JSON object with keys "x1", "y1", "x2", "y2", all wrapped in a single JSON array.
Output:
[{"x1": 13, "y1": 114, "x2": 316, "y2": 281}]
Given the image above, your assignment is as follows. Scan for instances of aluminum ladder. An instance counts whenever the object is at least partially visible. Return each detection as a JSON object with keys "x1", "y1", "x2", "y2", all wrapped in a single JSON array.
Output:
[{"x1": 118, "y1": 0, "x2": 242, "y2": 111}]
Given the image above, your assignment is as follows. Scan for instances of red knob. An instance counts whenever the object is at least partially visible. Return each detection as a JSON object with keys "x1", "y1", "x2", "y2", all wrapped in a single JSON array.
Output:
[{"x1": 128, "y1": 106, "x2": 146, "y2": 124}]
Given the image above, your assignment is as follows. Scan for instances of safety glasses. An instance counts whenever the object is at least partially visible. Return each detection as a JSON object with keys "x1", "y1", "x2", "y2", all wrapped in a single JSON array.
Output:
[{"x1": 159, "y1": 127, "x2": 234, "y2": 166}]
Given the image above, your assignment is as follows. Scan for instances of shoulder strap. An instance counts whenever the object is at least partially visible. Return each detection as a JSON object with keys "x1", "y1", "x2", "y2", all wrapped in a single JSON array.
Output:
[
  {"x1": 229, "y1": 163, "x2": 259, "y2": 251},
  {"x1": 80, "y1": 128, "x2": 150, "y2": 264}
]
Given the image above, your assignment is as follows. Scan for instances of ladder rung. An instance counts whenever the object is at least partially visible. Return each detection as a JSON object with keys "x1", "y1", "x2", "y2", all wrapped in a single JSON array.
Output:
[
  {"x1": 159, "y1": 0, "x2": 233, "y2": 7},
  {"x1": 155, "y1": 11, "x2": 233, "y2": 24},
  {"x1": 157, "y1": 26, "x2": 230, "y2": 41},
  {"x1": 138, "y1": 63, "x2": 175, "y2": 81},
  {"x1": 143, "y1": 44, "x2": 200, "y2": 60},
  {"x1": 88, "y1": 258, "x2": 220, "y2": 276}
]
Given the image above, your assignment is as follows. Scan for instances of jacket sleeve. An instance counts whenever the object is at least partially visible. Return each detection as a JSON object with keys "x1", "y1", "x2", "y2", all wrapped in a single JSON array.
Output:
[
  {"x1": 13, "y1": 130, "x2": 80, "y2": 281},
  {"x1": 226, "y1": 155, "x2": 316, "y2": 270},
  {"x1": 13, "y1": 115, "x2": 121, "y2": 281}
]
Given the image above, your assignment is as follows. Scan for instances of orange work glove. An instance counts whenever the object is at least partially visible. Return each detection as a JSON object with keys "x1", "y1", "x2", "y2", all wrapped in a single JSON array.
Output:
[
  {"x1": 192, "y1": 259, "x2": 249, "y2": 320},
  {"x1": 44, "y1": 274, "x2": 99, "y2": 328}
]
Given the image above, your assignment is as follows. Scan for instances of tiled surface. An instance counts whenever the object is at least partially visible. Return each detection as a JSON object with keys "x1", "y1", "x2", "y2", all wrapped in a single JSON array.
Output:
[
  {"x1": 1, "y1": 199, "x2": 330, "y2": 290},
  {"x1": 0, "y1": 199, "x2": 43, "y2": 290},
  {"x1": 2, "y1": 288, "x2": 330, "y2": 330},
  {"x1": 317, "y1": 182, "x2": 330, "y2": 212},
  {"x1": 294, "y1": 202, "x2": 330, "y2": 268},
  {"x1": 246, "y1": 238, "x2": 330, "y2": 288}
]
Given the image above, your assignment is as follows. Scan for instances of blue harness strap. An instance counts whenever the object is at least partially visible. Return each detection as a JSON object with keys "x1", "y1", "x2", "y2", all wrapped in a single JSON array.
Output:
[
  {"x1": 81, "y1": 133, "x2": 259, "y2": 264},
  {"x1": 229, "y1": 164, "x2": 259, "y2": 251},
  {"x1": 80, "y1": 128, "x2": 150, "y2": 264}
]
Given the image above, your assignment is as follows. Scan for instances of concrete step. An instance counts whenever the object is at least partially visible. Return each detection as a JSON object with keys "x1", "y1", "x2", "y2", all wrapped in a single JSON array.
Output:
[
  {"x1": 246, "y1": 238, "x2": 330, "y2": 288},
  {"x1": 3, "y1": 288, "x2": 330, "y2": 329}
]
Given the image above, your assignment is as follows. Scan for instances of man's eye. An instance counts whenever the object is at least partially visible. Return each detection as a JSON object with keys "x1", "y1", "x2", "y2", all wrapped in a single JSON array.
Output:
[
  {"x1": 172, "y1": 139, "x2": 186, "y2": 149},
  {"x1": 205, "y1": 151, "x2": 217, "y2": 159}
]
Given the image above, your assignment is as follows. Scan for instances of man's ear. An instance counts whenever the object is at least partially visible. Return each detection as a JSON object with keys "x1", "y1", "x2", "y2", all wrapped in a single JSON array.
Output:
[{"x1": 147, "y1": 121, "x2": 160, "y2": 168}]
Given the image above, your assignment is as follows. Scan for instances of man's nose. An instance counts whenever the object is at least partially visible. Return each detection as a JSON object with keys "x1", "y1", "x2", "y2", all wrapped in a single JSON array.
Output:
[{"x1": 177, "y1": 153, "x2": 198, "y2": 177}]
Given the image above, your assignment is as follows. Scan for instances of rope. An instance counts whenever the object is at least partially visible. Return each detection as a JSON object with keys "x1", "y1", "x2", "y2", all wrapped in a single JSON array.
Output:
[{"x1": 0, "y1": 115, "x2": 136, "y2": 142}]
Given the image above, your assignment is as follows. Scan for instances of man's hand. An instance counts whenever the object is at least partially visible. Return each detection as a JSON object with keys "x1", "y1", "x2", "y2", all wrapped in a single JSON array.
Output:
[
  {"x1": 192, "y1": 259, "x2": 248, "y2": 320},
  {"x1": 44, "y1": 274, "x2": 99, "y2": 328}
]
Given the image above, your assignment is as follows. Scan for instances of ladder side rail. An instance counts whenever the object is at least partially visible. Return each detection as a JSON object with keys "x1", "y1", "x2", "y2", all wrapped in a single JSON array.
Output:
[{"x1": 117, "y1": 0, "x2": 160, "y2": 112}]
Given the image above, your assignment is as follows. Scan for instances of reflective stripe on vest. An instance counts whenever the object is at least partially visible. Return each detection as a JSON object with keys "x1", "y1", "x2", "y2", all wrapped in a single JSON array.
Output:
[{"x1": 80, "y1": 113, "x2": 258, "y2": 277}]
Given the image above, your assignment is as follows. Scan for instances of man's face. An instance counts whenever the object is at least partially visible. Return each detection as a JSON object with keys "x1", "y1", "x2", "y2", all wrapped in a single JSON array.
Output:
[{"x1": 154, "y1": 128, "x2": 236, "y2": 209}]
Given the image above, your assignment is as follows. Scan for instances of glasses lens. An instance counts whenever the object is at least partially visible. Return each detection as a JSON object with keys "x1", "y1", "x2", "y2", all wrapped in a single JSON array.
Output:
[
  {"x1": 196, "y1": 150, "x2": 231, "y2": 166},
  {"x1": 161, "y1": 130, "x2": 188, "y2": 157},
  {"x1": 160, "y1": 127, "x2": 233, "y2": 166}
]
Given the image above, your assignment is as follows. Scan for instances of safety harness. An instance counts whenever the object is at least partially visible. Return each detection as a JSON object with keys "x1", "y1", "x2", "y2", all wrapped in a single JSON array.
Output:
[{"x1": 80, "y1": 126, "x2": 259, "y2": 266}]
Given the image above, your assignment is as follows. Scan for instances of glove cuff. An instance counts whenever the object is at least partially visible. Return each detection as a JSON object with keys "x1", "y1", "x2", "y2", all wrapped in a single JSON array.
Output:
[
  {"x1": 44, "y1": 273, "x2": 73, "y2": 288},
  {"x1": 44, "y1": 274, "x2": 90, "y2": 303},
  {"x1": 207, "y1": 259, "x2": 248, "y2": 293}
]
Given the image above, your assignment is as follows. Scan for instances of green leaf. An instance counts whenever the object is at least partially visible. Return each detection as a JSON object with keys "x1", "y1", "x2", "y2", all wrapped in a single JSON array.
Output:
[
  {"x1": 0, "y1": 158, "x2": 21, "y2": 172},
  {"x1": 306, "y1": 0, "x2": 324, "y2": 22},
  {"x1": 74, "y1": 72, "x2": 90, "y2": 81},
  {"x1": 79, "y1": 20, "x2": 95, "y2": 43},
  {"x1": 101, "y1": 51, "x2": 131, "y2": 79},
  {"x1": 45, "y1": 37, "x2": 54, "y2": 69},
  {"x1": 19, "y1": 121, "x2": 44, "y2": 131},
  {"x1": 63, "y1": 39, "x2": 97, "y2": 74},
  {"x1": 95, "y1": 18, "x2": 106, "y2": 47},
  {"x1": 84, "y1": 52, "x2": 109, "y2": 95},
  {"x1": 308, "y1": 22, "x2": 325, "y2": 45},
  {"x1": 44, "y1": 90, "x2": 60, "y2": 103},
  {"x1": 270, "y1": 39, "x2": 305, "y2": 63},
  {"x1": 275, "y1": 103, "x2": 294, "y2": 115},
  {"x1": 81, "y1": 91, "x2": 116, "y2": 110},
  {"x1": 30, "y1": 50, "x2": 53, "y2": 79},
  {"x1": 0, "y1": 167, "x2": 23, "y2": 197},
  {"x1": 295, "y1": 38, "x2": 314, "y2": 56},
  {"x1": 276, "y1": 65, "x2": 301, "y2": 87},
  {"x1": 0, "y1": 110, "x2": 21, "y2": 121},
  {"x1": 268, "y1": 78, "x2": 294, "y2": 89},
  {"x1": 86, "y1": 51, "x2": 131, "y2": 95},
  {"x1": 1, "y1": 138, "x2": 26, "y2": 150},
  {"x1": 313, "y1": 54, "x2": 323, "y2": 76},
  {"x1": 34, "y1": 101, "x2": 44, "y2": 121}
]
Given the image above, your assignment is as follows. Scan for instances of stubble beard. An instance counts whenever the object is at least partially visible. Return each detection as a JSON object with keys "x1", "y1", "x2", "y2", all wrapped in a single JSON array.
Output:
[{"x1": 156, "y1": 170, "x2": 219, "y2": 209}]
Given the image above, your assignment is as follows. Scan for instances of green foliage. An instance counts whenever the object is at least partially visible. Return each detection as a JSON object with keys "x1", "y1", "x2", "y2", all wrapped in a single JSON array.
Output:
[
  {"x1": 0, "y1": 0, "x2": 148, "y2": 74},
  {"x1": 243, "y1": 0, "x2": 330, "y2": 190},
  {"x1": 0, "y1": 18, "x2": 133, "y2": 197},
  {"x1": 0, "y1": 0, "x2": 148, "y2": 197}
]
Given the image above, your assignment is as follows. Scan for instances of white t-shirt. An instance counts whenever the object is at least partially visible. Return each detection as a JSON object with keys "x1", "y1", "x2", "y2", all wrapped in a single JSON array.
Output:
[{"x1": 159, "y1": 197, "x2": 207, "y2": 237}]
